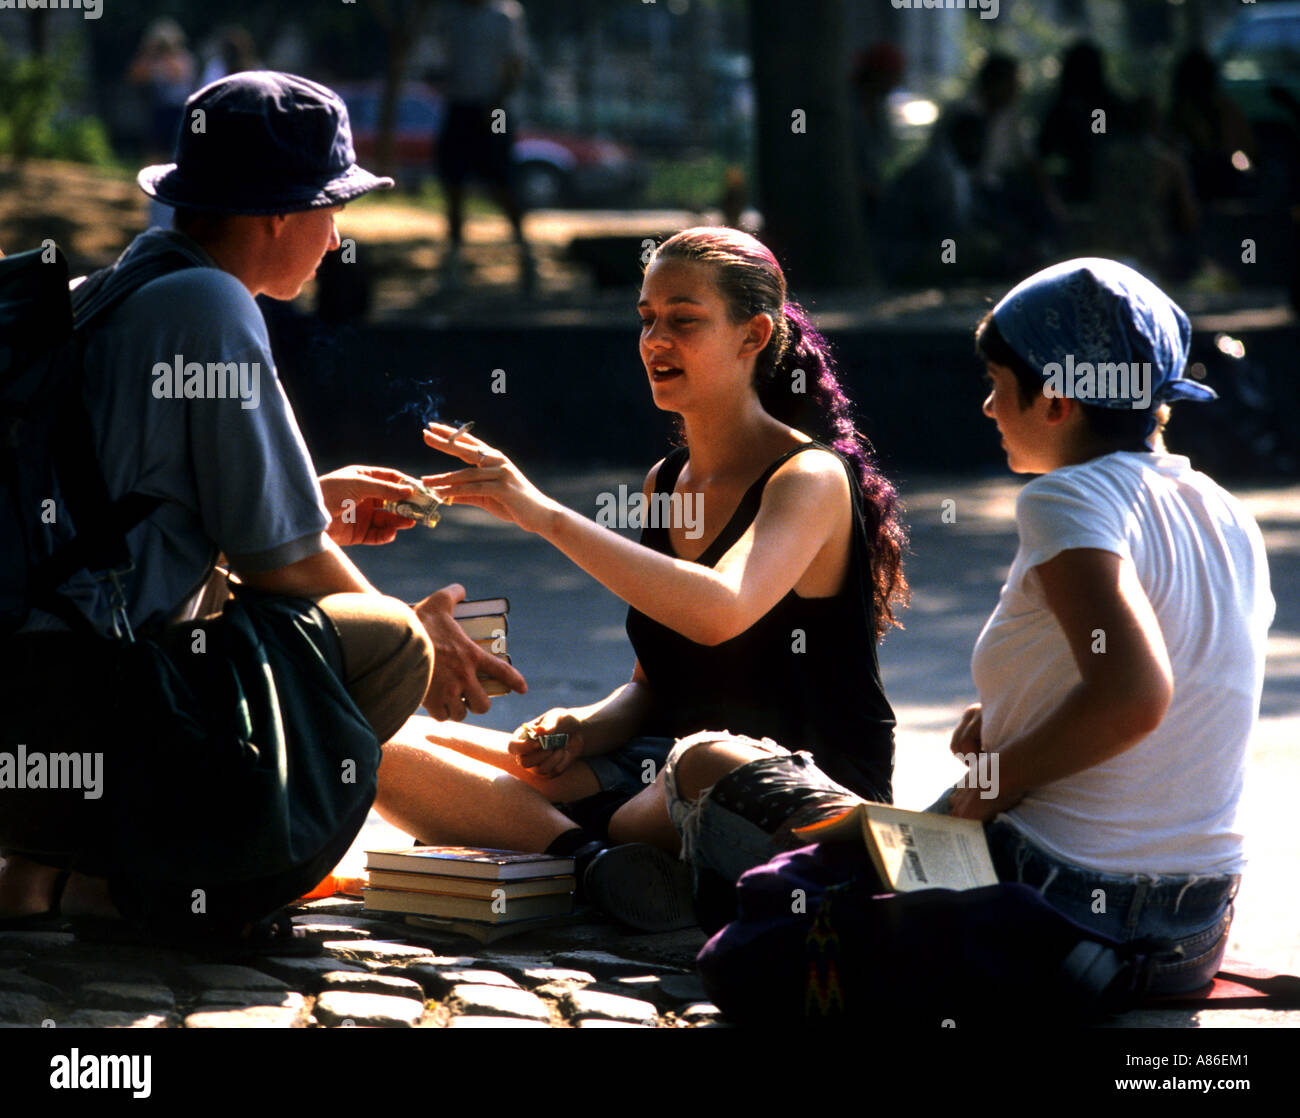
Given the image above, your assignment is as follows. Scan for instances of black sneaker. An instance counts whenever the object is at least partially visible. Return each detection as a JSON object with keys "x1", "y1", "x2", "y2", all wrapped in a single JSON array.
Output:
[{"x1": 582, "y1": 843, "x2": 697, "y2": 933}]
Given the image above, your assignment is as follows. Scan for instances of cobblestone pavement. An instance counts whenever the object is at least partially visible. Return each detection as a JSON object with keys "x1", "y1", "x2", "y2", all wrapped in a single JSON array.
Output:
[
  {"x1": 3, "y1": 475, "x2": 1296, "y2": 1030},
  {"x1": 2, "y1": 899, "x2": 1296, "y2": 1029},
  {"x1": 0, "y1": 900, "x2": 722, "y2": 1030}
]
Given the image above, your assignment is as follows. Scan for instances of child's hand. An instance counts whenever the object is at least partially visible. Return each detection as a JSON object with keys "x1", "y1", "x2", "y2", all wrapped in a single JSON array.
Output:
[{"x1": 949, "y1": 702, "x2": 984, "y2": 756}]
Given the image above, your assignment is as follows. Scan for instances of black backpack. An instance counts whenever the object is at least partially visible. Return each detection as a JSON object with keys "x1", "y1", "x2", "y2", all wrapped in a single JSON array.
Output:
[{"x1": 696, "y1": 840, "x2": 1150, "y2": 1027}]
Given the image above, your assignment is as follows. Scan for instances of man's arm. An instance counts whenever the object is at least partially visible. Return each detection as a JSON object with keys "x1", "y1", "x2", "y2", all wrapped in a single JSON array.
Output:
[{"x1": 234, "y1": 535, "x2": 377, "y2": 597}]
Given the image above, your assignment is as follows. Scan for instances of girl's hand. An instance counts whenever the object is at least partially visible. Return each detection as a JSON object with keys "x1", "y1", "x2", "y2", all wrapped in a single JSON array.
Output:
[
  {"x1": 421, "y1": 422, "x2": 560, "y2": 536},
  {"x1": 507, "y1": 709, "x2": 585, "y2": 779}
]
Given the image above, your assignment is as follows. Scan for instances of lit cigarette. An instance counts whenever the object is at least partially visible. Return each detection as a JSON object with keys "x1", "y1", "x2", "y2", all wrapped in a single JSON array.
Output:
[{"x1": 449, "y1": 420, "x2": 475, "y2": 446}]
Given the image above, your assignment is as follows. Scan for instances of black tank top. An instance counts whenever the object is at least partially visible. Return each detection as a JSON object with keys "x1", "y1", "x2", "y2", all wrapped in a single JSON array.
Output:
[{"x1": 625, "y1": 442, "x2": 896, "y2": 802}]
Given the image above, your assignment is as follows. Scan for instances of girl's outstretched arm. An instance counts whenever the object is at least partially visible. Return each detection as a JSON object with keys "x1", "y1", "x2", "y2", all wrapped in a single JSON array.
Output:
[{"x1": 422, "y1": 422, "x2": 850, "y2": 646}]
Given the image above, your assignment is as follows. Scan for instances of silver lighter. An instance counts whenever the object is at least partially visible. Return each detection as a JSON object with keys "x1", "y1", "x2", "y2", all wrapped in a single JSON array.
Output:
[
  {"x1": 524, "y1": 726, "x2": 568, "y2": 752},
  {"x1": 383, "y1": 482, "x2": 444, "y2": 529},
  {"x1": 389, "y1": 422, "x2": 474, "y2": 529}
]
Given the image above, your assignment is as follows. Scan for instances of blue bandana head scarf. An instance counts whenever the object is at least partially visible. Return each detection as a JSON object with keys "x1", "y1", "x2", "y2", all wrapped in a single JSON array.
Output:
[{"x1": 991, "y1": 258, "x2": 1216, "y2": 412}]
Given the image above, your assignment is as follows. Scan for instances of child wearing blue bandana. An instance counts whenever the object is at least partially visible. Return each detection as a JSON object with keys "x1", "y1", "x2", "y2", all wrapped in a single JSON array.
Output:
[{"x1": 938, "y1": 258, "x2": 1274, "y2": 991}]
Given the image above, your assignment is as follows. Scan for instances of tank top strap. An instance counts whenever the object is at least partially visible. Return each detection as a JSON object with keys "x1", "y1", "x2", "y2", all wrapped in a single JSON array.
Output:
[
  {"x1": 638, "y1": 446, "x2": 690, "y2": 551},
  {"x1": 749, "y1": 441, "x2": 828, "y2": 492},
  {"x1": 696, "y1": 441, "x2": 832, "y2": 567},
  {"x1": 653, "y1": 446, "x2": 691, "y2": 498}
]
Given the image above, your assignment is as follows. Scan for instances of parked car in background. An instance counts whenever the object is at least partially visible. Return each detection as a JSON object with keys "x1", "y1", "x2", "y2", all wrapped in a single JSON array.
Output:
[
  {"x1": 338, "y1": 82, "x2": 646, "y2": 209},
  {"x1": 1216, "y1": 2, "x2": 1300, "y2": 129},
  {"x1": 1215, "y1": 3, "x2": 1300, "y2": 205}
]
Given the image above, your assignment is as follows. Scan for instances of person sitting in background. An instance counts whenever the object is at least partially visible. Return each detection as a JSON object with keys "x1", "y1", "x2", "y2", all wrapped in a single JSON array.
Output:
[
  {"x1": 128, "y1": 18, "x2": 197, "y2": 231},
  {"x1": 968, "y1": 53, "x2": 1062, "y2": 267},
  {"x1": 1036, "y1": 41, "x2": 1124, "y2": 206},
  {"x1": 1088, "y1": 96, "x2": 1200, "y2": 282},
  {"x1": 850, "y1": 42, "x2": 905, "y2": 233},
  {"x1": 878, "y1": 107, "x2": 999, "y2": 283},
  {"x1": 1168, "y1": 47, "x2": 1258, "y2": 204}
]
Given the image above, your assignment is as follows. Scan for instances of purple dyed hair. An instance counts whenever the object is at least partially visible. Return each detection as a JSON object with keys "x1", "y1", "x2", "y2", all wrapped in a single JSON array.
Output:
[{"x1": 649, "y1": 227, "x2": 909, "y2": 637}]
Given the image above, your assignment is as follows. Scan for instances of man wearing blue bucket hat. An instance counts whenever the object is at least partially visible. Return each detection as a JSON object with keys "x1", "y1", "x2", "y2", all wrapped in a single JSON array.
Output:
[
  {"x1": 0, "y1": 73, "x2": 523, "y2": 932},
  {"x1": 131, "y1": 71, "x2": 518, "y2": 720}
]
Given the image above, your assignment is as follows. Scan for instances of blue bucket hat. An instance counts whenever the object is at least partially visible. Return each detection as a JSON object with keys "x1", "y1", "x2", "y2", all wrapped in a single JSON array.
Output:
[
  {"x1": 138, "y1": 71, "x2": 393, "y2": 215},
  {"x1": 991, "y1": 258, "x2": 1216, "y2": 409}
]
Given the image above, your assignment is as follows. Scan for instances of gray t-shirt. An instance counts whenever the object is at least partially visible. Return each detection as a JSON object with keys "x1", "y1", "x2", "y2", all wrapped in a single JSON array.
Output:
[{"x1": 30, "y1": 242, "x2": 329, "y2": 637}]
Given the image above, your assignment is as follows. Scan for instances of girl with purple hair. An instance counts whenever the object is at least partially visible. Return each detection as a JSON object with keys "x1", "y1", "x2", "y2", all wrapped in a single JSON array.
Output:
[{"x1": 376, "y1": 227, "x2": 907, "y2": 927}]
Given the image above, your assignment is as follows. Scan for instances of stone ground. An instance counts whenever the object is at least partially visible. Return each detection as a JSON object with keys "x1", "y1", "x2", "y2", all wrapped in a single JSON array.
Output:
[
  {"x1": 0, "y1": 909, "x2": 716, "y2": 1030},
  {"x1": 1, "y1": 474, "x2": 1295, "y2": 1030}
]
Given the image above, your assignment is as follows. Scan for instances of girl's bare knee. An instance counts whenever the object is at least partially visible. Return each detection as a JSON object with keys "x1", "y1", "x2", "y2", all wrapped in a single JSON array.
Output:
[{"x1": 674, "y1": 739, "x2": 769, "y2": 802}]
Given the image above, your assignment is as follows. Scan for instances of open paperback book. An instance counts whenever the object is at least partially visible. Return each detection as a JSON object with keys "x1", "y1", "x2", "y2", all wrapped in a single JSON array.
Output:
[{"x1": 794, "y1": 802, "x2": 999, "y2": 892}]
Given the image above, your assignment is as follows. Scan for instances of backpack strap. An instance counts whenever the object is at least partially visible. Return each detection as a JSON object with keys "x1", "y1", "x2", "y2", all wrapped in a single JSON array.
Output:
[
  {"x1": 70, "y1": 229, "x2": 214, "y2": 328},
  {"x1": 26, "y1": 240, "x2": 207, "y2": 633}
]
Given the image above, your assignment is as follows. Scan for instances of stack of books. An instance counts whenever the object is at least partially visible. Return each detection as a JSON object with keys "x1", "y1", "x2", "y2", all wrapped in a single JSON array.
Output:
[
  {"x1": 362, "y1": 846, "x2": 576, "y2": 941},
  {"x1": 453, "y1": 597, "x2": 511, "y2": 697}
]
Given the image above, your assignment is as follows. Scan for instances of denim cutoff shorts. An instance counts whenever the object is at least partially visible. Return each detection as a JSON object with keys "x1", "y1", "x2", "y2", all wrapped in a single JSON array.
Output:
[
  {"x1": 662, "y1": 731, "x2": 864, "y2": 888},
  {"x1": 585, "y1": 736, "x2": 675, "y2": 798}
]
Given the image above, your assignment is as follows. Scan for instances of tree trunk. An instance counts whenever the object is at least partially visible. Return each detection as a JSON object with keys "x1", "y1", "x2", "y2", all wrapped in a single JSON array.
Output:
[
  {"x1": 369, "y1": 0, "x2": 433, "y2": 179},
  {"x1": 377, "y1": 35, "x2": 409, "y2": 178},
  {"x1": 28, "y1": 9, "x2": 49, "y2": 56},
  {"x1": 747, "y1": 0, "x2": 866, "y2": 288}
]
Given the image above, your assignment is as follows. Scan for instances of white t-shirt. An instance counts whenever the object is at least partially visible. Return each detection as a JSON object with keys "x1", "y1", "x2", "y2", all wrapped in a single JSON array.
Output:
[{"x1": 970, "y1": 451, "x2": 1274, "y2": 874}]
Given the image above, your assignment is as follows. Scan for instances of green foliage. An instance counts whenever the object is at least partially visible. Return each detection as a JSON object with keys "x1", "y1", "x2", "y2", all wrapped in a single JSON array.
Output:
[
  {"x1": 46, "y1": 115, "x2": 116, "y2": 167},
  {"x1": 0, "y1": 43, "x2": 64, "y2": 162},
  {"x1": 643, "y1": 152, "x2": 736, "y2": 210},
  {"x1": 0, "y1": 41, "x2": 115, "y2": 166}
]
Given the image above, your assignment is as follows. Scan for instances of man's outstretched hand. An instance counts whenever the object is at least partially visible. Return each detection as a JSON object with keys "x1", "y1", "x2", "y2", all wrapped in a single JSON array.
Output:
[
  {"x1": 414, "y1": 583, "x2": 528, "y2": 721},
  {"x1": 318, "y1": 465, "x2": 420, "y2": 546}
]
